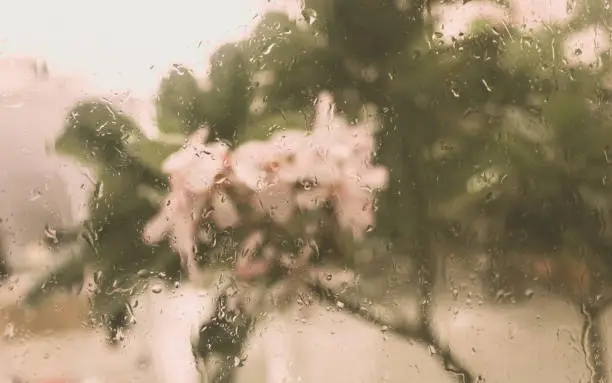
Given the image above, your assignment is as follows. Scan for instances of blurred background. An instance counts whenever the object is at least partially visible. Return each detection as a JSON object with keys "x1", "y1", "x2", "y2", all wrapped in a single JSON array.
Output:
[{"x1": 2, "y1": 0, "x2": 612, "y2": 382}]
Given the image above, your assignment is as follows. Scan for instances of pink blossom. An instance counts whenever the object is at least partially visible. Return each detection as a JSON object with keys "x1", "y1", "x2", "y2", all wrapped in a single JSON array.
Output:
[
  {"x1": 231, "y1": 129, "x2": 306, "y2": 223},
  {"x1": 293, "y1": 92, "x2": 388, "y2": 239},
  {"x1": 142, "y1": 128, "x2": 238, "y2": 276},
  {"x1": 143, "y1": 92, "x2": 390, "y2": 280}
]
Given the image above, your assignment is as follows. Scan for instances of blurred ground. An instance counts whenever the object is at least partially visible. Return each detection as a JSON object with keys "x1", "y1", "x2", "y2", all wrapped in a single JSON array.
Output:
[{"x1": 0, "y1": 278, "x2": 600, "y2": 382}]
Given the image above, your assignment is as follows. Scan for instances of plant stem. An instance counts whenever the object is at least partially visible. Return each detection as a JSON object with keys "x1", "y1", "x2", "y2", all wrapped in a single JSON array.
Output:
[
  {"x1": 199, "y1": 275, "x2": 258, "y2": 383},
  {"x1": 307, "y1": 279, "x2": 479, "y2": 383}
]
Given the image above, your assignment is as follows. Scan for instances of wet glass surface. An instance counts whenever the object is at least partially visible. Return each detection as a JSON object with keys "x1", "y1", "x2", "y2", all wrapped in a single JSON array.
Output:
[{"x1": 2, "y1": 0, "x2": 612, "y2": 382}]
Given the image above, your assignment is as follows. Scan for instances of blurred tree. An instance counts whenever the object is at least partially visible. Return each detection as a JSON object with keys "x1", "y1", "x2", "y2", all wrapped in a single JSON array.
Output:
[{"x1": 23, "y1": 0, "x2": 612, "y2": 382}]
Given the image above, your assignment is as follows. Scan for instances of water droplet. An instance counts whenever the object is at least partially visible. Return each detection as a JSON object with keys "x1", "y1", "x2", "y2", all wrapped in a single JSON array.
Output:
[
  {"x1": 3, "y1": 323, "x2": 15, "y2": 340},
  {"x1": 137, "y1": 269, "x2": 149, "y2": 278},
  {"x1": 43, "y1": 225, "x2": 59, "y2": 245},
  {"x1": 171, "y1": 64, "x2": 189, "y2": 76},
  {"x1": 524, "y1": 289, "x2": 534, "y2": 298},
  {"x1": 263, "y1": 43, "x2": 277, "y2": 55},
  {"x1": 301, "y1": 8, "x2": 318, "y2": 25},
  {"x1": 452, "y1": 288, "x2": 459, "y2": 299},
  {"x1": 302, "y1": 179, "x2": 316, "y2": 190},
  {"x1": 174, "y1": 281, "x2": 181, "y2": 289},
  {"x1": 233, "y1": 355, "x2": 247, "y2": 367},
  {"x1": 94, "y1": 181, "x2": 104, "y2": 199},
  {"x1": 81, "y1": 229, "x2": 98, "y2": 255},
  {"x1": 93, "y1": 270, "x2": 103, "y2": 285},
  {"x1": 151, "y1": 284, "x2": 163, "y2": 294},
  {"x1": 574, "y1": 48, "x2": 583, "y2": 56},
  {"x1": 481, "y1": 79, "x2": 493, "y2": 92}
]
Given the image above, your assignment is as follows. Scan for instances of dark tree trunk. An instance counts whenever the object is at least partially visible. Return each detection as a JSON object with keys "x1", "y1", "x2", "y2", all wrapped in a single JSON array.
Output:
[{"x1": 400, "y1": 115, "x2": 479, "y2": 383}]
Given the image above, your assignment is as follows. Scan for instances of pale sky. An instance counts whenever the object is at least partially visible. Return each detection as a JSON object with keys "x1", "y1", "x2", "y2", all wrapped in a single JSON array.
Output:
[
  {"x1": 0, "y1": 0, "x2": 589, "y2": 98},
  {"x1": 0, "y1": 0, "x2": 298, "y2": 97}
]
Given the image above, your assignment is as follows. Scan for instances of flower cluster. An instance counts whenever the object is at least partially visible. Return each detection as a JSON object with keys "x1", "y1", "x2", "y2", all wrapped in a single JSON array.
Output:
[{"x1": 143, "y1": 91, "x2": 388, "y2": 279}]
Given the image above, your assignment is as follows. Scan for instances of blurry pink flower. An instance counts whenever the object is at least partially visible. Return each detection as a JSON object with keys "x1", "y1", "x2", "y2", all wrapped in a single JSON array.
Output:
[
  {"x1": 142, "y1": 186, "x2": 204, "y2": 276},
  {"x1": 310, "y1": 91, "x2": 377, "y2": 167},
  {"x1": 143, "y1": 90, "x2": 390, "y2": 276},
  {"x1": 296, "y1": 165, "x2": 388, "y2": 239},
  {"x1": 232, "y1": 130, "x2": 305, "y2": 189},
  {"x1": 231, "y1": 130, "x2": 306, "y2": 223},
  {"x1": 162, "y1": 127, "x2": 230, "y2": 194},
  {"x1": 234, "y1": 230, "x2": 270, "y2": 280},
  {"x1": 142, "y1": 128, "x2": 239, "y2": 276},
  {"x1": 210, "y1": 190, "x2": 240, "y2": 229},
  {"x1": 286, "y1": 92, "x2": 379, "y2": 186},
  {"x1": 294, "y1": 91, "x2": 389, "y2": 239}
]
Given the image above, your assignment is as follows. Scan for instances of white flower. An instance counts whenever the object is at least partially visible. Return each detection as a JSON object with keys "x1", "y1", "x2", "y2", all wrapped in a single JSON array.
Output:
[
  {"x1": 310, "y1": 91, "x2": 377, "y2": 167},
  {"x1": 142, "y1": 187, "x2": 204, "y2": 276},
  {"x1": 143, "y1": 128, "x2": 239, "y2": 276},
  {"x1": 162, "y1": 128, "x2": 239, "y2": 231},
  {"x1": 232, "y1": 129, "x2": 306, "y2": 190},
  {"x1": 162, "y1": 127, "x2": 230, "y2": 194},
  {"x1": 286, "y1": 93, "x2": 378, "y2": 187},
  {"x1": 293, "y1": 91, "x2": 389, "y2": 239},
  {"x1": 210, "y1": 190, "x2": 240, "y2": 229},
  {"x1": 231, "y1": 141, "x2": 270, "y2": 191},
  {"x1": 296, "y1": 164, "x2": 388, "y2": 239},
  {"x1": 143, "y1": 90, "x2": 390, "y2": 277},
  {"x1": 231, "y1": 129, "x2": 306, "y2": 223}
]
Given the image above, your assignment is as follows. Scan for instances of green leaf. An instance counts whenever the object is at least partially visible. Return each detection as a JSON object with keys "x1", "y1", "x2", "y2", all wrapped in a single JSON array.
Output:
[
  {"x1": 205, "y1": 43, "x2": 253, "y2": 141},
  {"x1": 24, "y1": 254, "x2": 87, "y2": 306},
  {"x1": 128, "y1": 139, "x2": 182, "y2": 172},
  {"x1": 156, "y1": 66, "x2": 203, "y2": 135},
  {"x1": 57, "y1": 100, "x2": 145, "y2": 169}
]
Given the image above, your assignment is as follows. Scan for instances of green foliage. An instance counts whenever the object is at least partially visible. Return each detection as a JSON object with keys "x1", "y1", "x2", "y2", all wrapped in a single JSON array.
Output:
[
  {"x1": 156, "y1": 52, "x2": 251, "y2": 141},
  {"x1": 156, "y1": 65, "x2": 203, "y2": 135},
  {"x1": 25, "y1": 100, "x2": 177, "y2": 326},
  {"x1": 205, "y1": 43, "x2": 252, "y2": 140}
]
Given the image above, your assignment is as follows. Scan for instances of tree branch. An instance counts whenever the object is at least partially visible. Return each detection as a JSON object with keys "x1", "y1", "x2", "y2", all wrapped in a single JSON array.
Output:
[
  {"x1": 197, "y1": 274, "x2": 260, "y2": 383},
  {"x1": 307, "y1": 278, "x2": 480, "y2": 383}
]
